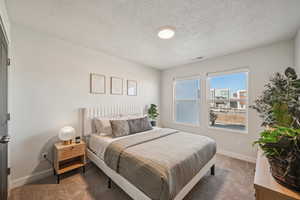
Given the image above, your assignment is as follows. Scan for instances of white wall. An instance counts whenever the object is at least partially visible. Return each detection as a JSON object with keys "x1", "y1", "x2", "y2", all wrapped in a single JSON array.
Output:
[
  {"x1": 9, "y1": 24, "x2": 160, "y2": 185},
  {"x1": 295, "y1": 29, "x2": 300, "y2": 72},
  {"x1": 161, "y1": 40, "x2": 294, "y2": 162}
]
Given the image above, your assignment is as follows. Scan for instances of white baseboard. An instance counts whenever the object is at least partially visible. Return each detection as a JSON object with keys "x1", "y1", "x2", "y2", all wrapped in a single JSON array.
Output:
[
  {"x1": 9, "y1": 161, "x2": 92, "y2": 189},
  {"x1": 217, "y1": 149, "x2": 256, "y2": 163},
  {"x1": 9, "y1": 168, "x2": 52, "y2": 189}
]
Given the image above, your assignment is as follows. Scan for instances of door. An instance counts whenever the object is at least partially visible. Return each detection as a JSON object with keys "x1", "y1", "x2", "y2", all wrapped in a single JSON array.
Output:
[{"x1": 0, "y1": 24, "x2": 9, "y2": 200}]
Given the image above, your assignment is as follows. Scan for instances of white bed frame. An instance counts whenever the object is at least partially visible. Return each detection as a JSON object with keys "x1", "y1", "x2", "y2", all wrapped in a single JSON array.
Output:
[{"x1": 80, "y1": 105, "x2": 216, "y2": 200}]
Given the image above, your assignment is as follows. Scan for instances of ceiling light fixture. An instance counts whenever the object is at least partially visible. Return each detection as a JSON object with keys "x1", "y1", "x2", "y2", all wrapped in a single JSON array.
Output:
[{"x1": 158, "y1": 26, "x2": 175, "y2": 39}]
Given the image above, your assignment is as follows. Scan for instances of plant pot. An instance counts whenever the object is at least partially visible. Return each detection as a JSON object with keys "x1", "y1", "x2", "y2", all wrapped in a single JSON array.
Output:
[
  {"x1": 150, "y1": 121, "x2": 156, "y2": 127},
  {"x1": 267, "y1": 156, "x2": 300, "y2": 191}
]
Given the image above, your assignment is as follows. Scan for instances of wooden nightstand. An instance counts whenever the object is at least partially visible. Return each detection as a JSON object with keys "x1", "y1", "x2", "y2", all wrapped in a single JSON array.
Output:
[{"x1": 53, "y1": 141, "x2": 86, "y2": 183}]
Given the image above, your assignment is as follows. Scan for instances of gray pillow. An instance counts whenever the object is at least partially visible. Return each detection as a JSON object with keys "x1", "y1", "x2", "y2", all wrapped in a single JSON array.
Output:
[
  {"x1": 128, "y1": 116, "x2": 152, "y2": 134},
  {"x1": 94, "y1": 118, "x2": 112, "y2": 136},
  {"x1": 110, "y1": 120, "x2": 130, "y2": 137}
]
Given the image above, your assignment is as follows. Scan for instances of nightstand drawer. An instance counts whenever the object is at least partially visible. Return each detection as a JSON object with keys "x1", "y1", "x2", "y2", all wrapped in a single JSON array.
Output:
[{"x1": 58, "y1": 144, "x2": 85, "y2": 161}]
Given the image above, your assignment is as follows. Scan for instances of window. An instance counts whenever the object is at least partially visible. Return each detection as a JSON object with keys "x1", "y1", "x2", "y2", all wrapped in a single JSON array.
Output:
[
  {"x1": 207, "y1": 70, "x2": 248, "y2": 132},
  {"x1": 174, "y1": 78, "x2": 200, "y2": 125}
]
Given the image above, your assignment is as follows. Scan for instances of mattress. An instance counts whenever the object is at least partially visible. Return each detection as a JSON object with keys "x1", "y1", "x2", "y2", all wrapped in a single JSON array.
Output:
[
  {"x1": 88, "y1": 127, "x2": 162, "y2": 160},
  {"x1": 104, "y1": 128, "x2": 216, "y2": 200}
]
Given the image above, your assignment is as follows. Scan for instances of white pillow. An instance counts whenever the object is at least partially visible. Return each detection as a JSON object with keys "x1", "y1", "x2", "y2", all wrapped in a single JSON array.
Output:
[{"x1": 93, "y1": 118, "x2": 112, "y2": 136}]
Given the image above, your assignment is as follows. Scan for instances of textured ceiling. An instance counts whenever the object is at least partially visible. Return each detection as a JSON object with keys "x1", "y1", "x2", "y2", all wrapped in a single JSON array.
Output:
[{"x1": 6, "y1": 0, "x2": 300, "y2": 69}]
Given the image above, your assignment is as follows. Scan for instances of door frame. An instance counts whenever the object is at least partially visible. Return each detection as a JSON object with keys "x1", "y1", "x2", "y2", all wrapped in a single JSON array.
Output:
[{"x1": 0, "y1": 14, "x2": 9, "y2": 200}]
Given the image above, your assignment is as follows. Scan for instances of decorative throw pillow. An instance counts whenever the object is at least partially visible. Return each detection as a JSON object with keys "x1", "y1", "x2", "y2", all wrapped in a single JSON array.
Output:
[
  {"x1": 110, "y1": 120, "x2": 130, "y2": 137},
  {"x1": 94, "y1": 118, "x2": 112, "y2": 136},
  {"x1": 128, "y1": 116, "x2": 152, "y2": 134}
]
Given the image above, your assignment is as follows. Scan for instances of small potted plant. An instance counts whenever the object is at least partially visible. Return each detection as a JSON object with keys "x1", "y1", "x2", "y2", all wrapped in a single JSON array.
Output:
[
  {"x1": 148, "y1": 104, "x2": 159, "y2": 127},
  {"x1": 251, "y1": 67, "x2": 300, "y2": 191},
  {"x1": 209, "y1": 110, "x2": 218, "y2": 126}
]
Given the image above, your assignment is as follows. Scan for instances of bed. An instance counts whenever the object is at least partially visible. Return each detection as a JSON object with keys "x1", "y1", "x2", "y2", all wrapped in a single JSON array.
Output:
[{"x1": 80, "y1": 105, "x2": 216, "y2": 200}]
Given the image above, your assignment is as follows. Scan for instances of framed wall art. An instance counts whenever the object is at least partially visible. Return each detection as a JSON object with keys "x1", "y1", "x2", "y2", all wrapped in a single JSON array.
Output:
[
  {"x1": 110, "y1": 77, "x2": 123, "y2": 95},
  {"x1": 90, "y1": 73, "x2": 106, "y2": 94},
  {"x1": 127, "y1": 80, "x2": 137, "y2": 96}
]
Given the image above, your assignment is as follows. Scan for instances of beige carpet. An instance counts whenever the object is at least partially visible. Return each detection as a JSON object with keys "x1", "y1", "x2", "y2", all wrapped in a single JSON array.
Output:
[{"x1": 9, "y1": 154, "x2": 255, "y2": 200}]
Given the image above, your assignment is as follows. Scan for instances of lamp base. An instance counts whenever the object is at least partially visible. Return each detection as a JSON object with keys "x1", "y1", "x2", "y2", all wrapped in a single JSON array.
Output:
[{"x1": 62, "y1": 140, "x2": 72, "y2": 145}]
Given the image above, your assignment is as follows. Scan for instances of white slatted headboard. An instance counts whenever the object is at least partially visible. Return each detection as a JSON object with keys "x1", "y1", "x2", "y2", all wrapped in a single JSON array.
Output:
[{"x1": 80, "y1": 104, "x2": 145, "y2": 136}]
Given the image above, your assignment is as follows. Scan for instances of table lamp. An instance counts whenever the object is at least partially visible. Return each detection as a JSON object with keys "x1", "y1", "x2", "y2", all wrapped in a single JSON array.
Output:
[{"x1": 59, "y1": 126, "x2": 75, "y2": 145}]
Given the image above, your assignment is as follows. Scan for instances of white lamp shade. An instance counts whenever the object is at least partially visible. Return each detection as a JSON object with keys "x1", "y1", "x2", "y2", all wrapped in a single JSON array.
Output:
[{"x1": 59, "y1": 126, "x2": 75, "y2": 141}]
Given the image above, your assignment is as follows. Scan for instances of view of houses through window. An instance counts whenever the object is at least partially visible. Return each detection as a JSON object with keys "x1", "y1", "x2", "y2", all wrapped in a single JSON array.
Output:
[
  {"x1": 208, "y1": 71, "x2": 248, "y2": 131},
  {"x1": 173, "y1": 70, "x2": 248, "y2": 132}
]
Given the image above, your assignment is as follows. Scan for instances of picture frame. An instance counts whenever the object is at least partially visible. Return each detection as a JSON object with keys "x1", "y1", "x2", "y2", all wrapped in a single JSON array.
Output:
[
  {"x1": 127, "y1": 80, "x2": 137, "y2": 96},
  {"x1": 90, "y1": 73, "x2": 106, "y2": 94},
  {"x1": 110, "y1": 76, "x2": 123, "y2": 95}
]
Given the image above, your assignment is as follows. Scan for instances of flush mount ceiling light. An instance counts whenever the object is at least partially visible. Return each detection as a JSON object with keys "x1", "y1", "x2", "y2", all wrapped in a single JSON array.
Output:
[{"x1": 157, "y1": 26, "x2": 175, "y2": 39}]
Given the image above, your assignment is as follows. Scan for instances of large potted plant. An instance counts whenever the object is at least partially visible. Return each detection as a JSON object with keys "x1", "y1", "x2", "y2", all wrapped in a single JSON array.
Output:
[
  {"x1": 148, "y1": 104, "x2": 159, "y2": 126},
  {"x1": 251, "y1": 67, "x2": 300, "y2": 191}
]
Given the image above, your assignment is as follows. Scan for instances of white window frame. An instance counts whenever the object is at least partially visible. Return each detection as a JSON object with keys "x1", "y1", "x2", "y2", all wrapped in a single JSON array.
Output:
[
  {"x1": 206, "y1": 68, "x2": 249, "y2": 134},
  {"x1": 173, "y1": 75, "x2": 201, "y2": 127}
]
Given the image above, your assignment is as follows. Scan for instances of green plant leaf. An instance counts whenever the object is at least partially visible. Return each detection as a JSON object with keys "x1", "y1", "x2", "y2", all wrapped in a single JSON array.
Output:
[{"x1": 147, "y1": 104, "x2": 159, "y2": 120}]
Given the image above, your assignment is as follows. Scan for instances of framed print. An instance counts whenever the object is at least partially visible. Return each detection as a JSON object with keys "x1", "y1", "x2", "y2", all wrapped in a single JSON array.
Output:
[
  {"x1": 111, "y1": 77, "x2": 123, "y2": 95},
  {"x1": 90, "y1": 73, "x2": 105, "y2": 94},
  {"x1": 127, "y1": 80, "x2": 137, "y2": 96}
]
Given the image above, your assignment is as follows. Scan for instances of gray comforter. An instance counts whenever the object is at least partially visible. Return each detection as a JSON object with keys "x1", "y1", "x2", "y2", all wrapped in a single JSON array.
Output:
[{"x1": 104, "y1": 128, "x2": 216, "y2": 200}]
